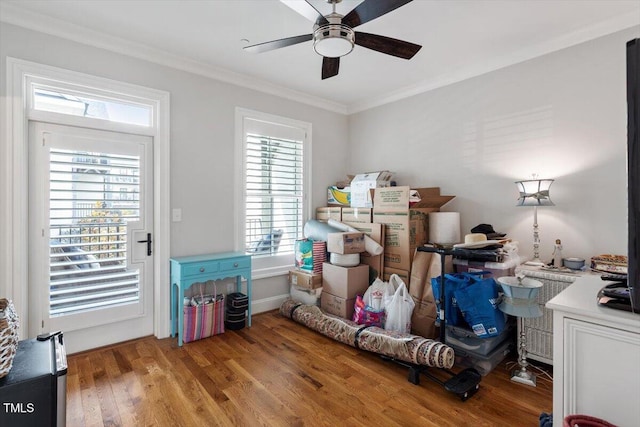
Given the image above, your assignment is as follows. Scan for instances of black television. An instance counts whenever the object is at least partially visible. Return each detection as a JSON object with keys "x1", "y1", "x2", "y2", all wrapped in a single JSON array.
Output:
[{"x1": 628, "y1": 38, "x2": 639, "y2": 312}]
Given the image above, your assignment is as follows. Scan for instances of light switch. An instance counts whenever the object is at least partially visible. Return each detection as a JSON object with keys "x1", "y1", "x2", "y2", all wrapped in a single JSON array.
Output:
[{"x1": 172, "y1": 208, "x2": 182, "y2": 222}]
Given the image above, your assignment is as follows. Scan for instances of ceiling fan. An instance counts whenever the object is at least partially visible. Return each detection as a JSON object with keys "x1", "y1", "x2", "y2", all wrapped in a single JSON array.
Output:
[{"x1": 244, "y1": 0, "x2": 422, "y2": 80}]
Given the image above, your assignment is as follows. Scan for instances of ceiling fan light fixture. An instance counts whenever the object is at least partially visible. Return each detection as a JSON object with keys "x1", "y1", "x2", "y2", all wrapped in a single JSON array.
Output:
[{"x1": 313, "y1": 24, "x2": 354, "y2": 58}]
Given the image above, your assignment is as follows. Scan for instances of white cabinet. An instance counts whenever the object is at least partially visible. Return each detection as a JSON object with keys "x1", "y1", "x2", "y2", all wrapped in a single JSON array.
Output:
[{"x1": 547, "y1": 276, "x2": 640, "y2": 427}]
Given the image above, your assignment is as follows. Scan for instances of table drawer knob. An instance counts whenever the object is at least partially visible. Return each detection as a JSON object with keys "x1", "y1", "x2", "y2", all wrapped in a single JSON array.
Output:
[
  {"x1": 200, "y1": 267, "x2": 205, "y2": 272},
  {"x1": 234, "y1": 262, "x2": 238, "y2": 267}
]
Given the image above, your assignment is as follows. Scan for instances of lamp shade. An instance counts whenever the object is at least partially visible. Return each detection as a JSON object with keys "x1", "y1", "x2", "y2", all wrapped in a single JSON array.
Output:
[
  {"x1": 515, "y1": 179, "x2": 554, "y2": 206},
  {"x1": 497, "y1": 276, "x2": 543, "y2": 318}
]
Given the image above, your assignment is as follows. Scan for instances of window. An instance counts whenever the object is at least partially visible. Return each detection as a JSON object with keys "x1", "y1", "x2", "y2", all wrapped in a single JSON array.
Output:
[
  {"x1": 32, "y1": 84, "x2": 153, "y2": 127},
  {"x1": 236, "y1": 108, "x2": 311, "y2": 277},
  {"x1": 48, "y1": 149, "x2": 141, "y2": 317}
]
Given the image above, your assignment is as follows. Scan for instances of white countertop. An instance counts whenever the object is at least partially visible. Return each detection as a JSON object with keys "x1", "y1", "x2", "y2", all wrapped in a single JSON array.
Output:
[{"x1": 546, "y1": 275, "x2": 640, "y2": 332}]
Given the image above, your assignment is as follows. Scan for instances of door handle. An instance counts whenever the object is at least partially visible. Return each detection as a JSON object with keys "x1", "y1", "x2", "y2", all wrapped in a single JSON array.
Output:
[{"x1": 137, "y1": 232, "x2": 153, "y2": 256}]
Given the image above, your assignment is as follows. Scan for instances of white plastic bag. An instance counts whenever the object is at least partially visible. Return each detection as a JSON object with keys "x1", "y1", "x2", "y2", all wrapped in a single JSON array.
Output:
[
  {"x1": 381, "y1": 273, "x2": 406, "y2": 310},
  {"x1": 388, "y1": 273, "x2": 405, "y2": 291},
  {"x1": 363, "y1": 278, "x2": 395, "y2": 311},
  {"x1": 384, "y1": 277, "x2": 415, "y2": 334}
]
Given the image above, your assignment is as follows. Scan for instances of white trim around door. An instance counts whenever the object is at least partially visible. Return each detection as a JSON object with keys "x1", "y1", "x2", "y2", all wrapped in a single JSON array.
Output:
[{"x1": 2, "y1": 57, "x2": 171, "y2": 344}]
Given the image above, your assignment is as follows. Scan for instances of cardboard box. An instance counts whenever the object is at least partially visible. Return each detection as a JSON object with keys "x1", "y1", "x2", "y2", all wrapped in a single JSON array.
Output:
[
  {"x1": 345, "y1": 222, "x2": 385, "y2": 281},
  {"x1": 383, "y1": 267, "x2": 410, "y2": 285},
  {"x1": 344, "y1": 222, "x2": 384, "y2": 246},
  {"x1": 321, "y1": 263, "x2": 369, "y2": 299},
  {"x1": 316, "y1": 207, "x2": 342, "y2": 222},
  {"x1": 327, "y1": 186, "x2": 351, "y2": 207},
  {"x1": 327, "y1": 232, "x2": 365, "y2": 254},
  {"x1": 321, "y1": 292, "x2": 356, "y2": 320},
  {"x1": 373, "y1": 187, "x2": 454, "y2": 271},
  {"x1": 288, "y1": 269, "x2": 323, "y2": 290},
  {"x1": 350, "y1": 171, "x2": 393, "y2": 208},
  {"x1": 341, "y1": 207, "x2": 372, "y2": 224}
]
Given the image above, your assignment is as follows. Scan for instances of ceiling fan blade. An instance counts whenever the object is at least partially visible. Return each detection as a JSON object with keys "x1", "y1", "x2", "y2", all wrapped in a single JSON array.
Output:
[
  {"x1": 244, "y1": 34, "x2": 313, "y2": 54},
  {"x1": 342, "y1": 0, "x2": 413, "y2": 28},
  {"x1": 280, "y1": 0, "x2": 329, "y2": 25},
  {"x1": 355, "y1": 32, "x2": 421, "y2": 59},
  {"x1": 322, "y1": 57, "x2": 340, "y2": 80}
]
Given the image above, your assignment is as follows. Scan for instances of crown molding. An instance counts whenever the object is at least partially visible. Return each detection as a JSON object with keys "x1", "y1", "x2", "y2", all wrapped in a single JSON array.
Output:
[
  {"x1": 0, "y1": 2, "x2": 348, "y2": 115},
  {"x1": 347, "y1": 10, "x2": 640, "y2": 114},
  {"x1": 2, "y1": 2, "x2": 637, "y2": 116}
]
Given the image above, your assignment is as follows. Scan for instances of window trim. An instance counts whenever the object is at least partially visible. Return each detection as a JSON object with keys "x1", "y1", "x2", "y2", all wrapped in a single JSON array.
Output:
[{"x1": 234, "y1": 108, "x2": 312, "y2": 279}]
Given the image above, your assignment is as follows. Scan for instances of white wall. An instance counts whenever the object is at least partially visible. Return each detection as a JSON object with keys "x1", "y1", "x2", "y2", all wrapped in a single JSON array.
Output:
[
  {"x1": 348, "y1": 27, "x2": 640, "y2": 264},
  {"x1": 2, "y1": 20, "x2": 638, "y2": 323},
  {"x1": 0, "y1": 23, "x2": 349, "y2": 305}
]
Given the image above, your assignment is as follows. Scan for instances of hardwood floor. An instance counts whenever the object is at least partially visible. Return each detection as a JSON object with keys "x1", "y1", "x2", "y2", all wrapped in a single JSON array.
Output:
[{"x1": 67, "y1": 310, "x2": 553, "y2": 426}]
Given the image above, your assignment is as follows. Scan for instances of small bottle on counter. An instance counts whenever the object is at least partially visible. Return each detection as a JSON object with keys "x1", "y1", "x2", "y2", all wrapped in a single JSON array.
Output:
[{"x1": 553, "y1": 239, "x2": 563, "y2": 268}]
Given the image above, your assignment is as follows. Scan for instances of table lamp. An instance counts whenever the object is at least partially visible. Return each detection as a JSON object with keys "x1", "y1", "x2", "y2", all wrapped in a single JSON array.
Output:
[{"x1": 515, "y1": 176, "x2": 554, "y2": 266}]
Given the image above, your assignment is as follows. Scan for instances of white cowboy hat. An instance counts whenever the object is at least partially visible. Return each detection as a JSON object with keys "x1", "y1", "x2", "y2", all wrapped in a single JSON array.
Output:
[{"x1": 453, "y1": 233, "x2": 503, "y2": 249}]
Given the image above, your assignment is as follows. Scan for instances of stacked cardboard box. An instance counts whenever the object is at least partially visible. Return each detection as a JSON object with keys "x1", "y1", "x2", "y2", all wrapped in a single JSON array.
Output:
[
  {"x1": 320, "y1": 262, "x2": 369, "y2": 319},
  {"x1": 341, "y1": 207, "x2": 372, "y2": 224},
  {"x1": 327, "y1": 186, "x2": 351, "y2": 207},
  {"x1": 316, "y1": 206, "x2": 342, "y2": 222},
  {"x1": 373, "y1": 186, "x2": 454, "y2": 278},
  {"x1": 343, "y1": 222, "x2": 385, "y2": 281},
  {"x1": 350, "y1": 171, "x2": 392, "y2": 208},
  {"x1": 314, "y1": 180, "x2": 455, "y2": 323},
  {"x1": 327, "y1": 232, "x2": 365, "y2": 254},
  {"x1": 288, "y1": 268, "x2": 323, "y2": 306},
  {"x1": 288, "y1": 269, "x2": 323, "y2": 290}
]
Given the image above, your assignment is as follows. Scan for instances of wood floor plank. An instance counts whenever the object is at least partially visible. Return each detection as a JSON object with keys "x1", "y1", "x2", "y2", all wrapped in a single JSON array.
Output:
[
  {"x1": 88, "y1": 351, "x2": 123, "y2": 427},
  {"x1": 66, "y1": 310, "x2": 553, "y2": 426},
  {"x1": 65, "y1": 357, "x2": 86, "y2": 427}
]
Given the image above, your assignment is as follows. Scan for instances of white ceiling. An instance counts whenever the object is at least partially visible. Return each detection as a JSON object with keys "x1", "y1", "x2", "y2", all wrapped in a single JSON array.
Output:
[{"x1": 1, "y1": 0, "x2": 639, "y2": 113}]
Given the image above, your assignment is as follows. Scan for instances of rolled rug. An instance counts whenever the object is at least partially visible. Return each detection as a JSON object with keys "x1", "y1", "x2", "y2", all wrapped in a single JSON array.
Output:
[{"x1": 279, "y1": 298, "x2": 455, "y2": 369}]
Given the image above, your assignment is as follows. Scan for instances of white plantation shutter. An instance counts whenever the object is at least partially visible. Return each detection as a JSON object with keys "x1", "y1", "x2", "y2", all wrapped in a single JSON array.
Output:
[
  {"x1": 239, "y1": 113, "x2": 310, "y2": 269},
  {"x1": 48, "y1": 148, "x2": 141, "y2": 316},
  {"x1": 245, "y1": 132, "x2": 303, "y2": 255}
]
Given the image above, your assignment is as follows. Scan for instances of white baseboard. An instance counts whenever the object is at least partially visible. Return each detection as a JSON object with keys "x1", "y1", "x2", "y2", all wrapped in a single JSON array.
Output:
[{"x1": 251, "y1": 293, "x2": 290, "y2": 315}]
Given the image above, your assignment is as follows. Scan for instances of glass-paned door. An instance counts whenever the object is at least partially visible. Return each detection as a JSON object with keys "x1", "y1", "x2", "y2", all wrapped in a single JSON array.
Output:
[{"x1": 29, "y1": 122, "x2": 154, "y2": 349}]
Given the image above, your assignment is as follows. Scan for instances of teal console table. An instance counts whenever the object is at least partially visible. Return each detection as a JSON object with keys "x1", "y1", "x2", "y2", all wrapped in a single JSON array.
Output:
[{"x1": 170, "y1": 251, "x2": 252, "y2": 346}]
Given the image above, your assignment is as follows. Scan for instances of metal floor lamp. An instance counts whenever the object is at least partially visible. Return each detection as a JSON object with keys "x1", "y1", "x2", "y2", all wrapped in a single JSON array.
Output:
[{"x1": 497, "y1": 276, "x2": 544, "y2": 387}]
